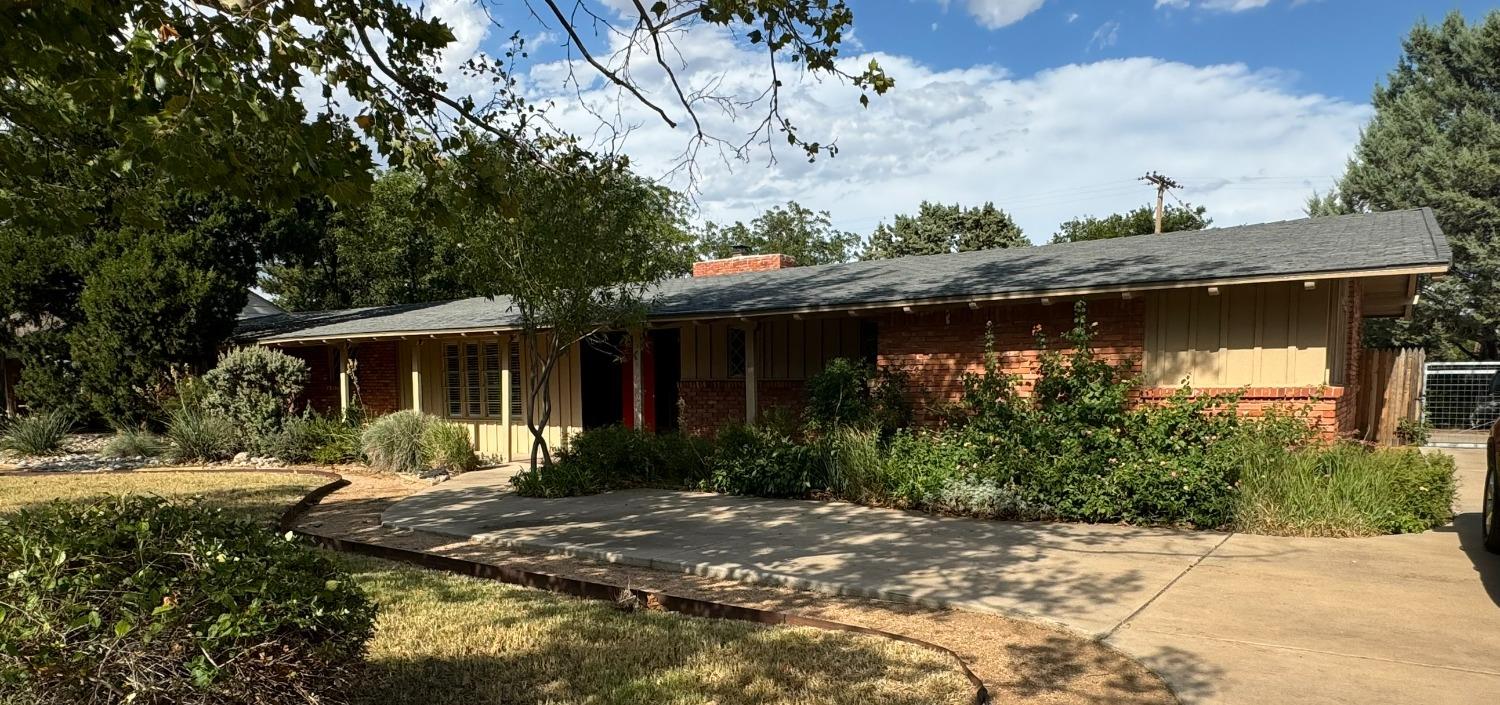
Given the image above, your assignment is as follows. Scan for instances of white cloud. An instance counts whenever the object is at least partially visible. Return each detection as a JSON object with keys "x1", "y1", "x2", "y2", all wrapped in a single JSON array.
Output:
[
  {"x1": 528, "y1": 28, "x2": 1369, "y2": 243},
  {"x1": 1158, "y1": 0, "x2": 1279, "y2": 11},
  {"x1": 1066, "y1": 12, "x2": 1080, "y2": 23},
  {"x1": 1155, "y1": 0, "x2": 1190, "y2": 8},
  {"x1": 1089, "y1": 20, "x2": 1121, "y2": 50},
  {"x1": 964, "y1": 0, "x2": 1047, "y2": 29}
]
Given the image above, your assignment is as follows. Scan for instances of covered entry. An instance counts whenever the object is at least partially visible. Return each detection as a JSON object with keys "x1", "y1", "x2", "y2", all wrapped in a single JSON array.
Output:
[{"x1": 578, "y1": 329, "x2": 680, "y2": 433}]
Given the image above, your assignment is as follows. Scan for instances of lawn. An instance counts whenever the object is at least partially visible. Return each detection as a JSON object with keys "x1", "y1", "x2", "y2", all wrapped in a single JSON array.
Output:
[{"x1": 0, "y1": 471, "x2": 974, "y2": 705}]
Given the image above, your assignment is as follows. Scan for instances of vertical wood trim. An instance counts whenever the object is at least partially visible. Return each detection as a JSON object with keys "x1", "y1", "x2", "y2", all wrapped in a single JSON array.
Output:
[
  {"x1": 745, "y1": 323, "x2": 759, "y2": 423},
  {"x1": 631, "y1": 328, "x2": 645, "y2": 428},
  {"x1": 337, "y1": 342, "x2": 351, "y2": 416},
  {"x1": 409, "y1": 341, "x2": 423, "y2": 414},
  {"x1": 499, "y1": 335, "x2": 511, "y2": 462},
  {"x1": 789, "y1": 319, "x2": 806, "y2": 379},
  {"x1": 1285, "y1": 283, "x2": 1299, "y2": 383}
]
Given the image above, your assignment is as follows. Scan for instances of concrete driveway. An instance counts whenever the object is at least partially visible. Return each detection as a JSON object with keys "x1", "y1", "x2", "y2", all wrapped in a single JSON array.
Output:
[{"x1": 383, "y1": 450, "x2": 1500, "y2": 704}]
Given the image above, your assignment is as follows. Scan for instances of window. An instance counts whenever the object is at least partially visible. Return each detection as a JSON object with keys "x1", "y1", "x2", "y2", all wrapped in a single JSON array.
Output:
[
  {"x1": 858, "y1": 320, "x2": 879, "y2": 365},
  {"x1": 444, "y1": 344, "x2": 462, "y2": 416},
  {"x1": 727, "y1": 327, "x2": 746, "y2": 378},
  {"x1": 508, "y1": 340, "x2": 523, "y2": 419},
  {"x1": 442, "y1": 340, "x2": 505, "y2": 419},
  {"x1": 483, "y1": 342, "x2": 502, "y2": 417}
]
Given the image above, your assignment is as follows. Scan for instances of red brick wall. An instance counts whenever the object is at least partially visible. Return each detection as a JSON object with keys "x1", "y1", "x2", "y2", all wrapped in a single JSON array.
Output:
[
  {"x1": 351, "y1": 341, "x2": 399, "y2": 416},
  {"x1": 281, "y1": 346, "x2": 338, "y2": 415},
  {"x1": 692, "y1": 254, "x2": 797, "y2": 278},
  {"x1": 677, "y1": 379, "x2": 808, "y2": 437},
  {"x1": 1335, "y1": 282, "x2": 1363, "y2": 437},
  {"x1": 877, "y1": 299, "x2": 1146, "y2": 424},
  {"x1": 1138, "y1": 386, "x2": 1347, "y2": 439}
]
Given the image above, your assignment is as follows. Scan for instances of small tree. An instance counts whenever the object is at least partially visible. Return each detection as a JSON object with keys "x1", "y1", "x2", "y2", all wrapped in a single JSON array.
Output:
[
  {"x1": 449, "y1": 143, "x2": 691, "y2": 468},
  {"x1": 1050, "y1": 203, "x2": 1211, "y2": 244}
]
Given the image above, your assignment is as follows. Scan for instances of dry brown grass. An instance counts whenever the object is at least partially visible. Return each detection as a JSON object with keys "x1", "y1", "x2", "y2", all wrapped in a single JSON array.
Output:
[{"x1": 0, "y1": 471, "x2": 324, "y2": 523}]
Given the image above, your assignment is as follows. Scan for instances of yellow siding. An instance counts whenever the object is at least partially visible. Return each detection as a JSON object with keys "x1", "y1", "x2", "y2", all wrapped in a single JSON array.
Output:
[
  {"x1": 1144, "y1": 282, "x2": 1340, "y2": 387},
  {"x1": 676, "y1": 317, "x2": 864, "y2": 381},
  {"x1": 397, "y1": 335, "x2": 582, "y2": 462}
]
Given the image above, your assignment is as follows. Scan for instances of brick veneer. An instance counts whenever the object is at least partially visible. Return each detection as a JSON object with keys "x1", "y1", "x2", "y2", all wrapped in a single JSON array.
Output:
[
  {"x1": 351, "y1": 341, "x2": 399, "y2": 415},
  {"x1": 692, "y1": 254, "x2": 797, "y2": 278},
  {"x1": 1138, "y1": 386, "x2": 1347, "y2": 438},
  {"x1": 676, "y1": 379, "x2": 808, "y2": 437},
  {"x1": 281, "y1": 346, "x2": 338, "y2": 415},
  {"x1": 1335, "y1": 282, "x2": 1363, "y2": 436},
  {"x1": 877, "y1": 299, "x2": 1146, "y2": 425}
]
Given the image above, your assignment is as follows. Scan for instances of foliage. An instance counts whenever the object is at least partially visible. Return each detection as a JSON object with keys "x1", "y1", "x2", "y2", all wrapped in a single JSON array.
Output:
[
  {"x1": 928, "y1": 476, "x2": 1048, "y2": 521},
  {"x1": 1050, "y1": 203, "x2": 1211, "y2": 244},
  {"x1": 705, "y1": 425, "x2": 827, "y2": 499},
  {"x1": 695, "y1": 201, "x2": 859, "y2": 267},
  {"x1": 361, "y1": 411, "x2": 432, "y2": 475},
  {"x1": 261, "y1": 171, "x2": 479, "y2": 311},
  {"x1": 804, "y1": 358, "x2": 911, "y2": 434},
  {"x1": 10, "y1": 331, "x2": 87, "y2": 420},
  {"x1": 202, "y1": 347, "x2": 310, "y2": 455},
  {"x1": 0, "y1": 496, "x2": 374, "y2": 704},
  {"x1": 0, "y1": 411, "x2": 73, "y2": 457},
  {"x1": 424, "y1": 421, "x2": 479, "y2": 475},
  {"x1": 165, "y1": 407, "x2": 237, "y2": 463},
  {"x1": 444, "y1": 143, "x2": 696, "y2": 468},
  {"x1": 863, "y1": 201, "x2": 1027, "y2": 260},
  {"x1": 1234, "y1": 441, "x2": 1456, "y2": 536},
  {"x1": 1337, "y1": 11, "x2": 1500, "y2": 360},
  {"x1": 1304, "y1": 188, "x2": 1357, "y2": 217},
  {"x1": 266, "y1": 414, "x2": 361, "y2": 464},
  {"x1": 100, "y1": 428, "x2": 165, "y2": 459},
  {"x1": 1395, "y1": 417, "x2": 1433, "y2": 446},
  {"x1": 512, "y1": 426, "x2": 711, "y2": 498}
]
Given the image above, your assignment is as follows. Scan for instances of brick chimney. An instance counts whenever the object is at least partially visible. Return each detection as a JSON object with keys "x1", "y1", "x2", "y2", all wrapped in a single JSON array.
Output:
[{"x1": 692, "y1": 253, "x2": 798, "y2": 278}]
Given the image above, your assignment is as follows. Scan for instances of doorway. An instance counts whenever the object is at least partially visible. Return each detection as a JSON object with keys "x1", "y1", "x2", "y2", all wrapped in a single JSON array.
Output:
[{"x1": 579, "y1": 333, "x2": 626, "y2": 430}]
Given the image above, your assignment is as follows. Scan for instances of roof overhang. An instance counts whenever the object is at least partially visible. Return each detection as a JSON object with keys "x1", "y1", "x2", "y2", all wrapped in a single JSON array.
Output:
[{"x1": 253, "y1": 262, "x2": 1448, "y2": 346}]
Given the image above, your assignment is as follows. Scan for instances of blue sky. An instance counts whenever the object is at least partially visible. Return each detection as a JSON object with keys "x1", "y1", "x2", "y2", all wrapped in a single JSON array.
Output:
[{"x1": 423, "y1": 0, "x2": 1493, "y2": 242}]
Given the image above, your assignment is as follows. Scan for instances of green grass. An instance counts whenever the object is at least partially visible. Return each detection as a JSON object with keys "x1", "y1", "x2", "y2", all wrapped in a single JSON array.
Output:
[
  {"x1": 0, "y1": 471, "x2": 974, "y2": 705},
  {"x1": 1233, "y1": 442, "x2": 1456, "y2": 537}
]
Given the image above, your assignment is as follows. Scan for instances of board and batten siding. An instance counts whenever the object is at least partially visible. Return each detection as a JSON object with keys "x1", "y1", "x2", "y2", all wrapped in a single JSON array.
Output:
[
  {"x1": 677, "y1": 317, "x2": 867, "y2": 381},
  {"x1": 397, "y1": 335, "x2": 582, "y2": 461},
  {"x1": 1143, "y1": 281, "x2": 1348, "y2": 388}
]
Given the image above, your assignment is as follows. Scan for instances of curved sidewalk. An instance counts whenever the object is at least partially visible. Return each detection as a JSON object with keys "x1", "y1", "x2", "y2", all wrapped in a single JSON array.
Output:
[{"x1": 382, "y1": 450, "x2": 1500, "y2": 704}]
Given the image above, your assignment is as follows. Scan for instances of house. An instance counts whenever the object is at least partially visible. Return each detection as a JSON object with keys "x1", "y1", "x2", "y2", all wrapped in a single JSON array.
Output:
[{"x1": 237, "y1": 208, "x2": 1451, "y2": 461}]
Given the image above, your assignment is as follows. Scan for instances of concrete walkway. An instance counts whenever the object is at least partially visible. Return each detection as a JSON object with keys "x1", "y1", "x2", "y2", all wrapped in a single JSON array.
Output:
[{"x1": 383, "y1": 450, "x2": 1500, "y2": 704}]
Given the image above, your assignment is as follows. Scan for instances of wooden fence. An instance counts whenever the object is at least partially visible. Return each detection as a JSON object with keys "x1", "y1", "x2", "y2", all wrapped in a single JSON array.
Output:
[{"x1": 1357, "y1": 347, "x2": 1425, "y2": 444}]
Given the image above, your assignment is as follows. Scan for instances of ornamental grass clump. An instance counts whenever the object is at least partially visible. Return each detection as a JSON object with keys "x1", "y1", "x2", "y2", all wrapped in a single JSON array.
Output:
[
  {"x1": 361, "y1": 410, "x2": 431, "y2": 474},
  {"x1": 424, "y1": 420, "x2": 479, "y2": 474},
  {"x1": 100, "y1": 427, "x2": 165, "y2": 458},
  {"x1": 0, "y1": 496, "x2": 375, "y2": 705},
  {"x1": 0, "y1": 410, "x2": 73, "y2": 456},
  {"x1": 165, "y1": 406, "x2": 237, "y2": 462}
]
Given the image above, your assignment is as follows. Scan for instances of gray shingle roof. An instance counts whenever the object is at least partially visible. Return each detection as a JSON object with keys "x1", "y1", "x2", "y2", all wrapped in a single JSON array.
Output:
[{"x1": 244, "y1": 207, "x2": 1450, "y2": 342}]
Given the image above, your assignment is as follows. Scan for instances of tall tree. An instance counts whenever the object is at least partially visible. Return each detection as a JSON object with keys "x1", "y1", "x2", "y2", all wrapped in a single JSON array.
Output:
[
  {"x1": 1050, "y1": 203, "x2": 1212, "y2": 244},
  {"x1": 1338, "y1": 11, "x2": 1500, "y2": 360},
  {"x1": 696, "y1": 202, "x2": 859, "y2": 266},
  {"x1": 445, "y1": 142, "x2": 693, "y2": 467},
  {"x1": 1304, "y1": 189, "x2": 1357, "y2": 218},
  {"x1": 862, "y1": 202, "x2": 1026, "y2": 260},
  {"x1": 262, "y1": 171, "x2": 476, "y2": 311}
]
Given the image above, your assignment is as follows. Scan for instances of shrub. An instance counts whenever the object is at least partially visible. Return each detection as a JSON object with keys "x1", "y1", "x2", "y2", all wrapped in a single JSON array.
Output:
[
  {"x1": 425, "y1": 421, "x2": 479, "y2": 474},
  {"x1": 201, "y1": 347, "x2": 310, "y2": 455},
  {"x1": 880, "y1": 429, "x2": 989, "y2": 508},
  {"x1": 705, "y1": 424, "x2": 827, "y2": 498},
  {"x1": 511, "y1": 426, "x2": 711, "y2": 497},
  {"x1": 821, "y1": 427, "x2": 888, "y2": 503},
  {"x1": 0, "y1": 411, "x2": 73, "y2": 456},
  {"x1": 1234, "y1": 441, "x2": 1457, "y2": 536},
  {"x1": 165, "y1": 406, "x2": 236, "y2": 462},
  {"x1": 929, "y1": 476, "x2": 1049, "y2": 520},
  {"x1": 1395, "y1": 416, "x2": 1432, "y2": 446},
  {"x1": 0, "y1": 496, "x2": 374, "y2": 705},
  {"x1": 361, "y1": 411, "x2": 431, "y2": 474},
  {"x1": 100, "y1": 427, "x2": 165, "y2": 458},
  {"x1": 265, "y1": 413, "x2": 361, "y2": 464},
  {"x1": 805, "y1": 358, "x2": 912, "y2": 434}
]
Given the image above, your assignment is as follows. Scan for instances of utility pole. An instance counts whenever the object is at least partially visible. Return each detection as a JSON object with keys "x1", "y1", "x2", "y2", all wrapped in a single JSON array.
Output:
[{"x1": 1139, "y1": 171, "x2": 1183, "y2": 234}]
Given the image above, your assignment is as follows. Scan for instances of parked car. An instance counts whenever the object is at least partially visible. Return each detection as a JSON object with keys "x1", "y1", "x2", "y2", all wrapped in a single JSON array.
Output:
[{"x1": 1486, "y1": 421, "x2": 1500, "y2": 553}]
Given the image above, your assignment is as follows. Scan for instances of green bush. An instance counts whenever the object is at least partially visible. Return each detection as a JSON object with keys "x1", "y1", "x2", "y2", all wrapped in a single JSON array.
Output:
[
  {"x1": 201, "y1": 347, "x2": 310, "y2": 455},
  {"x1": 425, "y1": 421, "x2": 479, "y2": 474},
  {"x1": 511, "y1": 426, "x2": 711, "y2": 498},
  {"x1": 266, "y1": 413, "x2": 361, "y2": 464},
  {"x1": 165, "y1": 406, "x2": 237, "y2": 462},
  {"x1": 100, "y1": 427, "x2": 165, "y2": 458},
  {"x1": 1235, "y1": 441, "x2": 1456, "y2": 536},
  {"x1": 1395, "y1": 416, "x2": 1432, "y2": 446},
  {"x1": 705, "y1": 424, "x2": 826, "y2": 498},
  {"x1": 360, "y1": 410, "x2": 431, "y2": 474},
  {"x1": 929, "y1": 476, "x2": 1049, "y2": 520},
  {"x1": 805, "y1": 358, "x2": 912, "y2": 434},
  {"x1": 0, "y1": 496, "x2": 375, "y2": 705},
  {"x1": 0, "y1": 411, "x2": 73, "y2": 456}
]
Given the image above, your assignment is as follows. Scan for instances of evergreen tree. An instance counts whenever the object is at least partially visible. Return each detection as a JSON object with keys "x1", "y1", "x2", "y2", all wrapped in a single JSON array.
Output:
[
  {"x1": 1338, "y1": 11, "x2": 1500, "y2": 360},
  {"x1": 862, "y1": 202, "x2": 1026, "y2": 259},
  {"x1": 1051, "y1": 203, "x2": 1211, "y2": 244}
]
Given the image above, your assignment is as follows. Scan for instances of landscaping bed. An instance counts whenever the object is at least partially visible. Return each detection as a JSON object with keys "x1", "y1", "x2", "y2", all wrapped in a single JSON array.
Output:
[{"x1": 0, "y1": 471, "x2": 984, "y2": 705}]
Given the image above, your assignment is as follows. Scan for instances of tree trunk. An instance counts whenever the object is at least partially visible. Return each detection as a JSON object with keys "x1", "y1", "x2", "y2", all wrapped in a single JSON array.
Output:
[{"x1": 523, "y1": 329, "x2": 561, "y2": 469}]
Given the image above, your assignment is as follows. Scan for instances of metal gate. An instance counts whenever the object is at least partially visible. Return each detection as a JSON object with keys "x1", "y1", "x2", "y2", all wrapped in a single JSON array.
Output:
[{"x1": 1422, "y1": 361, "x2": 1500, "y2": 447}]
